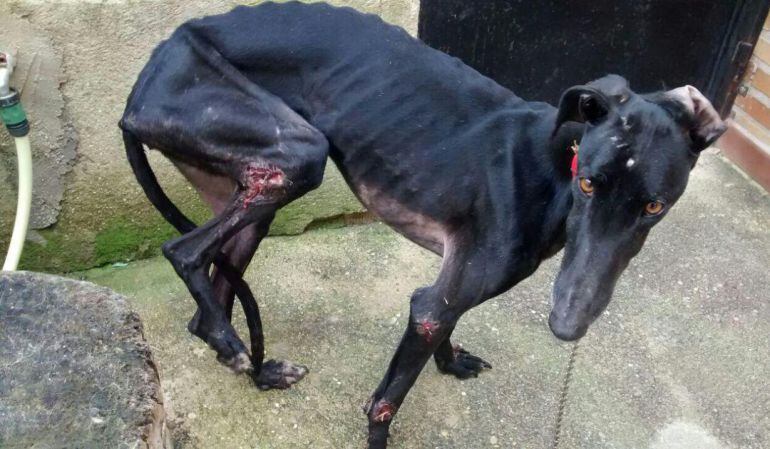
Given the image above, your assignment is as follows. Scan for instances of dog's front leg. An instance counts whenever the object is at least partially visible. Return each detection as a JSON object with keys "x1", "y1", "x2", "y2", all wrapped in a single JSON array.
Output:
[
  {"x1": 364, "y1": 238, "x2": 502, "y2": 448},
  {"x1": 433, "y1": 327, "x2": 492, "y2": 379}
]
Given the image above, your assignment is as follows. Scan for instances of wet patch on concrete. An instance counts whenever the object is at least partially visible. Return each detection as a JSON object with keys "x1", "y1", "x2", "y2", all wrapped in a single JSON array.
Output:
[{"x1": 650, "y1": 421, "x2": 725, "y2": 449}]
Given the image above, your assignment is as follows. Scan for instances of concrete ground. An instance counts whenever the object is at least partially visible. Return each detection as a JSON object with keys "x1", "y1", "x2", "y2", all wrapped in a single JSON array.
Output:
[{"x1": 78, "y1": 151, "x2": 769, "y2": 449}]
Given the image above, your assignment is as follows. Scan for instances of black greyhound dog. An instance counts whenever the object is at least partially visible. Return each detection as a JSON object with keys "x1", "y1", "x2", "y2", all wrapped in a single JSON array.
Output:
[{"x1": 120, "y1": 2, "x2": 726, "y2": 447}]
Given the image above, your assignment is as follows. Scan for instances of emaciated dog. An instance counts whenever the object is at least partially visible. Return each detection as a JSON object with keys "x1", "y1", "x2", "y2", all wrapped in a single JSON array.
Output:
[{"x1": 119, "y1": 2, "x2": 726, "y2": 447}]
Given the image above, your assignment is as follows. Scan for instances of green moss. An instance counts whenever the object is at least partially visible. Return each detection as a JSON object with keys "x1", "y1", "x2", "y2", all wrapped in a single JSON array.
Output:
[
  {"x1": 11, "y1": 177, "x2": 210, "y2": 273},
  {"x1": 18, "y1": 216, "x2": 176, "y2": 273},
  {"x1": 94, "y1": 220, "x2": 173, "y2": 266},
  {"x1": 269, "y1": 165, "x2": 365, "y2": 235},
  {"x1": 20, "y1": 230, "x2": 85, "y2": 273}
]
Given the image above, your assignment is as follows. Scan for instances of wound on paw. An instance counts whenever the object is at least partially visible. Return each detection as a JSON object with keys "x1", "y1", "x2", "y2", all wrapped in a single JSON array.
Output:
[
  {"x1": 371, "y1": 399, "x2": 397, "y2": 423},
  {"x1": 415, "y1": 318, "x2": 440, "y2": 343},
  {"x1": 243, "y1": 163, "x2": 286, "y2": 208}
]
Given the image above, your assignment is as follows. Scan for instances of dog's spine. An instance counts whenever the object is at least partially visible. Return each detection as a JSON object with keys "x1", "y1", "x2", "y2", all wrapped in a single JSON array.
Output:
[{"x1": 122, "y1": 129, "x2": 197, "y2": 234}]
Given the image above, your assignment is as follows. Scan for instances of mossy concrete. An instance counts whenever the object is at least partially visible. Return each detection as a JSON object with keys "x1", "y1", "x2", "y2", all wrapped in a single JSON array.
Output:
[
  {"x1": 0, "y1": 0, "x2": 418, "y2": 273},
  {"x1": 18, "y1": 159, "x2": 364, "y2": 273},
  {"x1": 77, "y1": 152, "x2": 769, "y2": 448}
]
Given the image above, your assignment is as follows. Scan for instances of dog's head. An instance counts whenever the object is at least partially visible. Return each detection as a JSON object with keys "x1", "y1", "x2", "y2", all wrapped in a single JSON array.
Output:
[{"x1": 548, "y1": 75, "x2": 726, "y2": 341}]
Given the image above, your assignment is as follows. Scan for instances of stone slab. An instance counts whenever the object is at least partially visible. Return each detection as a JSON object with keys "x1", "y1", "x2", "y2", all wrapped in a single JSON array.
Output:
[{"x1": 0, "y1": 272, "x2": 167, "y2": 448}]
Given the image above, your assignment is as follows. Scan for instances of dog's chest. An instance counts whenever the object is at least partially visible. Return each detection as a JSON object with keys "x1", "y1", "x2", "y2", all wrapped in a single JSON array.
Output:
[{"x1": 353, "y1": 183, "x2": 446, "y2": 255}]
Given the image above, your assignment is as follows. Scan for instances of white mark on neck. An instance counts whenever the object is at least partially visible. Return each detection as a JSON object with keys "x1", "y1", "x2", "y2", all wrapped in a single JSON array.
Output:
[
  {"x1": 621, "y1": 116, "x2": 631, "y2": 131},
  {"x1": 626, "y1": 158, "x2": 636, "y2": 168},
  {"x1": 611, "y1": 135, "x2": 630, "y2": 150}
]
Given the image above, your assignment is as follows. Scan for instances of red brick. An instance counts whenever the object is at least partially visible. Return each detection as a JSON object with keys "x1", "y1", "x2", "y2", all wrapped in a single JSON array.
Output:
[
  {"x1": 718, "y1": 121, "x2": 770, "y2": 192},
  {"x1": 734, "y1": 110, "x2": 770, "y2": 144},
  {"x1": 751, "y1": 65, "x2": 770, "y2": 97},
  {"x1": 754, "y1": 38, "x2": 770, "y2": 65},
  {"x1": 735, "y1": 94, "x2": 770, "y2": 129}
]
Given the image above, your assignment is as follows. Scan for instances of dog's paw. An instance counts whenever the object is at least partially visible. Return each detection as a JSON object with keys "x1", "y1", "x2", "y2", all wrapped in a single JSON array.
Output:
[
  {"x1": 208, "y1": 328, "x2": 252, "y2": 374},
  {"x1": 222, "y1": 352, "x2": 254, "y2": 374},
  {"x1": 253, "y1": 359, "x2": 308, "y2": 390},
  {"x1": 436, "y1": 345, "x2": 492, "y2": 379},
  {"x1": 217, "y1": 351, "x2": 254, "y2": 374}
]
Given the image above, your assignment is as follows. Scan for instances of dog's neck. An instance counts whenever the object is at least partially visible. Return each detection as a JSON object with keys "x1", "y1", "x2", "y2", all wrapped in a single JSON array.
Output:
[
  {"x1": 548, "y1": 120, "x2": 585, "y2": 181},
  {"x1": 528, "y1": 111, "x2": 583, "y2": 260}
]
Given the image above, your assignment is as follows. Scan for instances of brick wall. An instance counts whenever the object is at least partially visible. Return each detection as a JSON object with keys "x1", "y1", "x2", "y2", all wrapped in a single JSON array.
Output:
[{"x1": 722, "y1": 14, "x2": 770, "y2": 191}]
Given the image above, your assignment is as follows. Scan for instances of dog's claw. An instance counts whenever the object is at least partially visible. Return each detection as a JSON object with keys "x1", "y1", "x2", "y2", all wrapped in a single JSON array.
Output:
[
  {"x1": 253, "y1": 359, "x2": 308, "y2": 390},
  {"x1": 437, "y1": 347, "x2": 491, "y2": 379}
]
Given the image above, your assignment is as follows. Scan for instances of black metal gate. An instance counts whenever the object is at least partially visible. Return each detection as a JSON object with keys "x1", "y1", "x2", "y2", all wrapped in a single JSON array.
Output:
[{"x1": 419, "y1": 0, "x2": 770, "y2": 116}]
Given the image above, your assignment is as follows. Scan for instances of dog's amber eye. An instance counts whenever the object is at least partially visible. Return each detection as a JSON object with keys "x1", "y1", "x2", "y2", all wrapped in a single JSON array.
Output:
[
  {"x1": 578, "y1": 177, "x2": 594, "y2": 195},
  {"x1": 644, "y1": 201, "x2": 665, "y2": 216}
]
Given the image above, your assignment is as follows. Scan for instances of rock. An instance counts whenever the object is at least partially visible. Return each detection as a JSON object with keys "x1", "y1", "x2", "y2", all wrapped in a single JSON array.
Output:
[{"x1": 0, "y1": 272, "x2": 168, "y2": 448}]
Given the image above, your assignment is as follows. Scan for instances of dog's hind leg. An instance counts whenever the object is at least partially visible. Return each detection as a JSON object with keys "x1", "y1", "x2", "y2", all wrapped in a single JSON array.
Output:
[
  {"x1": 160, "y1": 196, "x2": 271, "y2": 372},
  {"x1": 161, "y1": 127, "x2": 326, "y2": 385},
  {"x1": 174, "y1": 163, "x2": 264, "y2": 328},
  {"x1": 212, "y1": 225, "x2": 265, "y2": 319},
  {"x1": 169, "y1": 204, "x2": 307, "y2": 389},
  {"x1": 162, "y1": 152, "x2": 322, "y2": 385},
  {"x1": 186, "y1": 224, "x2": 262, "y2": 332},
  {"x1": 182, "y1": 195, "x2": 303, "y2": 390},
  {"x1": 121, "y1": 33, "x2": 328, "y2": 385}
]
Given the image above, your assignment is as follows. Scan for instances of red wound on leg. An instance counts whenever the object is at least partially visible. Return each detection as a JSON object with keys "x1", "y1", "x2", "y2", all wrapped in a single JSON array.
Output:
[
  {"x1": 415, "y1": 319, "x2": 440, "y2": 343},
  {"x1": 371, "y1": 399, "x2": 397, "y2": 423},
  {"x1": 243, "y1": 163, "x2": 286, "y2": 208}
]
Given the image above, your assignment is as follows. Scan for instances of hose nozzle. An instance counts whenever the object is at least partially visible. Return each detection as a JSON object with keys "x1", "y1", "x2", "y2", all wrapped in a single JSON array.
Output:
[
  {"x1": 0, "y1": 50, "x2": 29, "y2": 138},
  {"x1": 0, "y1": 50, "x2": 16, "y2": 97}
]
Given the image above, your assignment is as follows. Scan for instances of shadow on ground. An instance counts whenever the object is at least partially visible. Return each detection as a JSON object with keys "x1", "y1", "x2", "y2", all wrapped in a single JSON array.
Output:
[{"x1": 78, "y1": 152, "x2": 769, "y2": 449}]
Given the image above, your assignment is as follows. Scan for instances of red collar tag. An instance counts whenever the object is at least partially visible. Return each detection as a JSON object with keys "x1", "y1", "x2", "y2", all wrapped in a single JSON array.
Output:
[{"x1": 570, "y1": 140, "x2": 579, "y2": 178}]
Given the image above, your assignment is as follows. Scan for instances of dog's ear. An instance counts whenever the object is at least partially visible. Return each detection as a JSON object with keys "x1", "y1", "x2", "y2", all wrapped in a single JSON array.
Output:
[
  {"x1": 552, "y1": 86, "x2": 611, "y2": 136},
  {"x1": 586, "y1": 74, "x2": 631, "y2": 101},
  {"x1": 666, "y1": 85, "x2": 727, "y2": 152}
]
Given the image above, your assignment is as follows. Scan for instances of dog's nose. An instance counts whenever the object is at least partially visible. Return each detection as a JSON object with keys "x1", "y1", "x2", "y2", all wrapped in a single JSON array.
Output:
[{"x1": 548, "y1": 311, "x2": 587, "y2": 342}]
